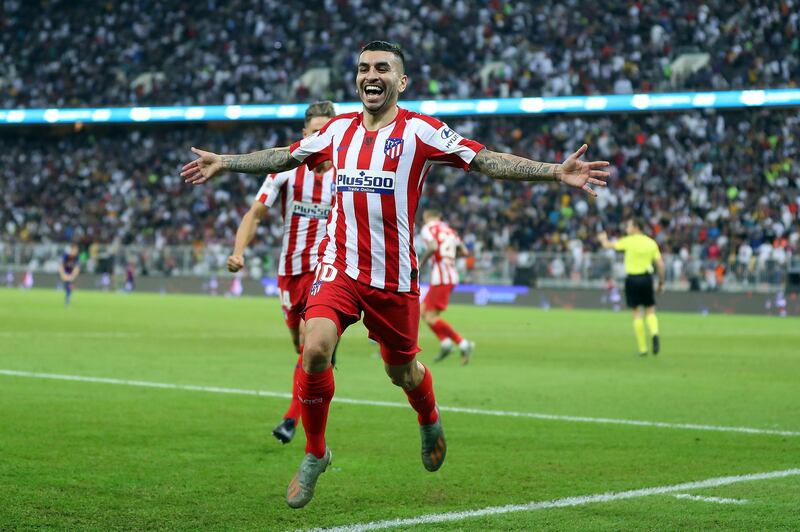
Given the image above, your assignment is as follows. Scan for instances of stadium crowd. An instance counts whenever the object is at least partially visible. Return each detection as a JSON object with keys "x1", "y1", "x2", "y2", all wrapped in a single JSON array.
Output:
[
  {"x1": 2, "y1": 0, "x2": 798, "y2": 108},
  {"x1": 2, "y1": 108, "x2": 798, "y2": 286}
]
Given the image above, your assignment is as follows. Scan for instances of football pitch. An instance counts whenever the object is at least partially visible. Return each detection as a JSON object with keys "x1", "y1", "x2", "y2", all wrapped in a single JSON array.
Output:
[{"x1": 1, "y1": 288, "x2": 798, "y2": 530}]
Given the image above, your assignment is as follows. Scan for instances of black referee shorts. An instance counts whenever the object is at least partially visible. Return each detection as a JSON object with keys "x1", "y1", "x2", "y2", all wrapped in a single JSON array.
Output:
[{"x1": 624, "y1": 273, "x2": 655, "y2": 308}]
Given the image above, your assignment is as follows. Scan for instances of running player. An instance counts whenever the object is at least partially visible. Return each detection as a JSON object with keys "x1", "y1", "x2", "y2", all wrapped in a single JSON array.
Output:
[
  {"x1": 182, "y1": 41, "x2": 609, "y2": 508},
  {"x1": 598, "y1": 217, "x2": 665, "y2": 356},
  {"x1": 58, "y1": 244, "x2": 80, "y2": 306},
  {"x1": 226, "y1": 101, "x2": 336, "y2": 444},
  {"x1": 418, "y1": 209, "x2": 474, "y2": 364}
]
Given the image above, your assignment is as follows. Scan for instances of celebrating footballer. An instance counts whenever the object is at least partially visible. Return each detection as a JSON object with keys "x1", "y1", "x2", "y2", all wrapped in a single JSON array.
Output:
[{"x1": 182, "y1": 40, "x2": 609, "y2": 508}]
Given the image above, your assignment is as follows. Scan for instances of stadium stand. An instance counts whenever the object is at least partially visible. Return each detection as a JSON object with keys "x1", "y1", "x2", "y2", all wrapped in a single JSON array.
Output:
[
  {"x1": 2, "y1": 109, "x2": 797, "y2": 268},
  {"x1": 1, "y1": 1, "x2": 797, "y2": 290},
  {"x1": 2, "y1": 0, "x2": 798, "y2": 107}
]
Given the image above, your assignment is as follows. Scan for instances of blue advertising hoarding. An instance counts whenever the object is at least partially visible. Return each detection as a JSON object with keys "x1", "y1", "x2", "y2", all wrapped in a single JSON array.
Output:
[{"x1": 2, "y1": 89, "x2": 798, "y2": 125}]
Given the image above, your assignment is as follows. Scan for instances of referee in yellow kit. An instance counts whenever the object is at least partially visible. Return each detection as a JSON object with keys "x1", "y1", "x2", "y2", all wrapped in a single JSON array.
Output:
[{"x1": 599, "y1": 217, "x2": 665, "y2": 356}]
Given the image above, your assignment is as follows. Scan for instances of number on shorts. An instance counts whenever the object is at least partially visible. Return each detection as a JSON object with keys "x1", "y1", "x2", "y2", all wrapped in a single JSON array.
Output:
[
  {"x1": 318, "y1": 264, "x2": 338, "y2": 282},
  {"x1": 279, "y1": 289, "x2": 292, "y2": 309}
]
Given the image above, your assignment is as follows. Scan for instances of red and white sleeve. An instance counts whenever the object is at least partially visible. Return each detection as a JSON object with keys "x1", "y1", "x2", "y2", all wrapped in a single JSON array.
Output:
[
  {"x1": 416, "y1": 116, "x2": 485, "y2": 170},
  {"x1": 254, "y1": 172, "x2": 288, "y2": 206},
  {"x1": 289, "y1": 117, "x2": 336, "y2": 169}
]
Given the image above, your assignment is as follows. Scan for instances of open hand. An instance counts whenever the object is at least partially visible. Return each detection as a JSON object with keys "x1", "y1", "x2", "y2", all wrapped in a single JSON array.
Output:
[
  {"x1": 557, "y1": 144, "x2": 610, "y2": 197},
  {"x1": 181, "y1": 147, "x2": 224, "y2": 185}
]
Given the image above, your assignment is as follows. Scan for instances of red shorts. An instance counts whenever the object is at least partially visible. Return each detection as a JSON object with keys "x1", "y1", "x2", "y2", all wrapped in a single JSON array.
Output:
[
  {"x1": 304, "y1": 265, "x2": 421, "y2": 365},
  {"x1": 277, "y1": 272, "x2": 315, "y2": 329},
  {"x1": 423, "y1": 284, "x2": 455, "y2": 311}
]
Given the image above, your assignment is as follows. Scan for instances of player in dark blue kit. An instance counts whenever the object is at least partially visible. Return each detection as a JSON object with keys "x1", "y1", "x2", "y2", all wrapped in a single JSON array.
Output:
[{"x1": 58, "y1": 244, "x2": 81, "y2": 306}]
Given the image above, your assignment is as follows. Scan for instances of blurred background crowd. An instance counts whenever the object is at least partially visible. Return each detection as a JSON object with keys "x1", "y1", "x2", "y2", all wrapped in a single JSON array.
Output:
[
  {"x1": 3, "y1": 107, "x2": 797, "y2": 287},
  {"x1": 3, "y1": 0, "x2": 798, "y2": 107},
  {"x1": 1, "y1": 0, "x2": 798, "y2": 289}
]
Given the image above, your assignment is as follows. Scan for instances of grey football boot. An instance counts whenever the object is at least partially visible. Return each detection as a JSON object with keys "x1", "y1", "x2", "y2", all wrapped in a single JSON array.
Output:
[
  {"x1": 286, "y1": 447, "x2": 332, "y2": 508},
  {"x1": 420, "y1": 411, "x2": 446, "y2": 472}
]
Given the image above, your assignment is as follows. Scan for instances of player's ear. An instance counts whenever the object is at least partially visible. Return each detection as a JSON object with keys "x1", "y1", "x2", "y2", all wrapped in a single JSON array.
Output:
[{"x1": 398, "y1": 74, "x2": 408, "y2": 94}]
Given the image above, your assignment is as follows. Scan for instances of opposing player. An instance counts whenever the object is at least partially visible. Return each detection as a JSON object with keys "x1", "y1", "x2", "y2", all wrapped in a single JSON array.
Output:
[
  {"x1": 418, "y1": 209, "x2": 474, "y2": 364},
  {"x1": 598, "y1": 217, "x2": 665, "y2": 356},
  {"x1": 58, "y1": 244, "x2": 80, "y2": 306},
  {"x1": 182, "y1": 41, "x2": 609, "y2": 508},
  {"x1": 226, "y1": 101, "x2": 337, "y2": 444}
]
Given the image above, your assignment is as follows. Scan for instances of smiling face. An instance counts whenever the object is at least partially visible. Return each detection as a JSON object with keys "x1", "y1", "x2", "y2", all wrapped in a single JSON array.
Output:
[{"x1": 356, "y1": 50, "x2": 408, "y2": 115}]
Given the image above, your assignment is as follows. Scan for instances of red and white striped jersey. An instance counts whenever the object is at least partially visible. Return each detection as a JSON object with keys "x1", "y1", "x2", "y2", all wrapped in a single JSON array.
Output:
[
  {"x1": 420, "y1": 220, "x2": 461, "y2": 286},
  {"x1": 289, "y1": 107, "x2": 484, "y2": 293},
  {"x1": 255, "y1": 165, "x2": 335, "y2": 276}
]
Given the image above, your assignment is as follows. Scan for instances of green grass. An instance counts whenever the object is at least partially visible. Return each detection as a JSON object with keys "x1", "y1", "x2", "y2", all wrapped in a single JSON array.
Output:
[{"x1": 0, "y1": 288, "x2": 798, "y2": 530}]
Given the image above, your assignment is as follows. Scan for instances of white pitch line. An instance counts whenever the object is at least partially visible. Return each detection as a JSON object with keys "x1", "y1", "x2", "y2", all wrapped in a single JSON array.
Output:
[
  {"x1": 0, "y1": 331, "x2": 256, "y2": 340},
  {"x1": 1, "y1": 369, "x2": 799, "y2": 438},
  {"x1": 0, "y1": 331, "x2": 144, "y2": 338},
  {"x1": 312, "y1": 468, "x2": 799, "y2": 532},
  {"x1": 0, "y1": 369, "x2": 292, "y2": 400},
  {"x1": 422, "y1": 405, "x2": 800, "y2": 437},
  {"x1": 672, "y1": 493, "x2": 749, "y2": 504}
]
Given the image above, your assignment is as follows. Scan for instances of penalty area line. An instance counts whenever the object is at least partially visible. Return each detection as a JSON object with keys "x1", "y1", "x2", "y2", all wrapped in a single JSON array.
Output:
[
  {"x1": 0, "y1": 369, "x2": 799, "y2": 438},
  {"x1": 311, "y1": 468, "x2": 799, "y2": 532}
]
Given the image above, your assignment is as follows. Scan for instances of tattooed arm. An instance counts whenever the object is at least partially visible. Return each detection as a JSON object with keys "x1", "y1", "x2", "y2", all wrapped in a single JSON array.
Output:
[
  {"x1": 220, "y1": 147, "x2": 299, "y2": 174},
  {"x1": 471, "y1": 144, "x2": 610, "y2": 197},
  {"x1": 181, "y1": 146, "x2": 302, "y2": 184},
  {"x1": 471, "y1": 149, "x2": 560, "y2": 182}
]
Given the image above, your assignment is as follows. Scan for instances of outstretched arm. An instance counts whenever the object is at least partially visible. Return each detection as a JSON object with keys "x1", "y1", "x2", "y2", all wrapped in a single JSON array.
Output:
[
  {"x1": 471, "y1": 144, "x2": 609, "y2": 197},
  {"x1": 597, "y1": 231, "x2": 617, "y2": 250},
  {"x1": 182, "y1": 147, "x2": 302, "y2": 185}
]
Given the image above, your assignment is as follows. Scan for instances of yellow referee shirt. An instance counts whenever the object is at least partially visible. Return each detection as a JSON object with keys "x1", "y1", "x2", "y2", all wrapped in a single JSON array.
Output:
[{"x1": 614, "y1": 234, "x2": 661, "y2": 275}]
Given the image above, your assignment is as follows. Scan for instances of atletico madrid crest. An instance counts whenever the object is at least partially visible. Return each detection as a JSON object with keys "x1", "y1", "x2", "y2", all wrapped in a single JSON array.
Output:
[
  {"x1": 384, "y1": 137, "x2": 404, "y2": 160},
  {"x1": 310, "y1": 279, "x2": 323, "y2": 296}
]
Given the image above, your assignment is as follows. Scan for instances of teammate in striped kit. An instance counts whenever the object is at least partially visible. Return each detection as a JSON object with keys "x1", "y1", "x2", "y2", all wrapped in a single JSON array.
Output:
[
  {"x1": 182, "y1": 41, "x2": 609, "y2": 508},
  {"x1": 418, "y1": 209, "x2": 474, "y2": 364},
  {"x1": 226, "y1": 101, "x2": 336, "y2": 445}
]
